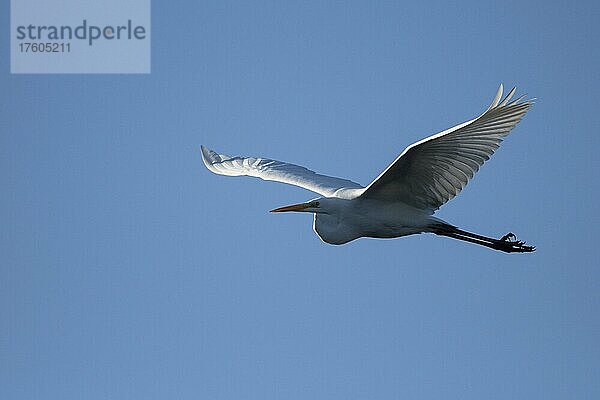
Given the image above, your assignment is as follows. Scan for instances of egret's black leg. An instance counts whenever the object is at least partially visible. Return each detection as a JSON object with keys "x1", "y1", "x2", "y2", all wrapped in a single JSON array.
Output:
[{"x1": 430, "y1": 224, "x2": 535, "y2": 253}]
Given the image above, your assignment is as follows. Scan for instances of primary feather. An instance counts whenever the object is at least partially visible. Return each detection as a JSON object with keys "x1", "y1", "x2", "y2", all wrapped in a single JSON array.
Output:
[
  {"x1": 201, "y1": 145, "x2": 363, "y2": 197},
  {"x1": 361, "y1": 84, "x2": 533, "y2": 210}
]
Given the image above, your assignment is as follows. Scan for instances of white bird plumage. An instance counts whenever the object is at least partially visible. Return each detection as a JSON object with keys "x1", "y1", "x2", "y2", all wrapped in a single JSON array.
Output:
[{"x1": 201, "y1": 85, "x2": 535, "y2": 252}]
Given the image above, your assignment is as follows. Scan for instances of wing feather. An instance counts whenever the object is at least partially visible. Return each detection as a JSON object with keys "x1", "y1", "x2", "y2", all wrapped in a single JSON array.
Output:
[
  {"x1": 361, "y1": 85, "x2": 533, "y2": 211},
  {"x1": 201, "y1": 146, "x2": 363, "y2": 197}
]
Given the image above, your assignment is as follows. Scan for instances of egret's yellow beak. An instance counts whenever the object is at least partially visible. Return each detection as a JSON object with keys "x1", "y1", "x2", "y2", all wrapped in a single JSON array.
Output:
[{"x1": 270, "y1": 202, "x2": 311, "y2": 213}]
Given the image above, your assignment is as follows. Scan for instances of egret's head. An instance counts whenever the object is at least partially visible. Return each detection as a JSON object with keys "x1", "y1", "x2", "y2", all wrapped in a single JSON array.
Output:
[{"x1": 270, "y1": 198, "x2": 328, "y2": 214}]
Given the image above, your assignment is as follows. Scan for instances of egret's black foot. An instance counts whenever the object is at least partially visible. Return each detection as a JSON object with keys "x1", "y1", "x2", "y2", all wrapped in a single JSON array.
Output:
[
  {"x1": 500, "y1": 232, "x2": 517, "y2": 242},
  {"x1": 496, "y1": 233, "x2": 535, "y2": 253}
]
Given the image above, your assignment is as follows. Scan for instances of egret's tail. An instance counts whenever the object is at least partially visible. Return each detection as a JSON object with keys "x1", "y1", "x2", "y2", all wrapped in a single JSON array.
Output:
[{"x1": 428, "y1": 223, "x2": 535, "y2": 253}]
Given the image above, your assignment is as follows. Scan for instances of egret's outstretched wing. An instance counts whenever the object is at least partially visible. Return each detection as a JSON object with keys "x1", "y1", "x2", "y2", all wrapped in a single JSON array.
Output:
[
  {"x1": 201, "y1": 145, "x2": 363, "y2": 197},
  {"x1": 361, "y1": 85, "x2": 533, "y2": 211}
]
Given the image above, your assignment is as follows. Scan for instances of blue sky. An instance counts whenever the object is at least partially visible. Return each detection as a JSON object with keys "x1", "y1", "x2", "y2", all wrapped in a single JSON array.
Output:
[{"x1": 2, "y1": 1, "x2": 599, "y2": 399}]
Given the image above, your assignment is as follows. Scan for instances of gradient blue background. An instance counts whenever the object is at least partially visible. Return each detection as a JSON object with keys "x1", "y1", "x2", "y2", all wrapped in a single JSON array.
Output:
[{"x1": 2, "y1": 1, "x2": 599, "y2": 399}]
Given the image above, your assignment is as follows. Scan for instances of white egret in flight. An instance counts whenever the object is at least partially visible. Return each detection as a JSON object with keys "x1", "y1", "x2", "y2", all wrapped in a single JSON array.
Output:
[{"x1": 202, "y1": 85, "x2": 535, "y2": 252}]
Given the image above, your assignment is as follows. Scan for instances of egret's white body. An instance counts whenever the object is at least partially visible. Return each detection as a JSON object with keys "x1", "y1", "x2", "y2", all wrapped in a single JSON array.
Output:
[
  {"x1": 309, "y1": 196, "x2": 437, "y2": 245},
  {"x1": 202, "y1": 85, "x2": 535, "y2": 252}
]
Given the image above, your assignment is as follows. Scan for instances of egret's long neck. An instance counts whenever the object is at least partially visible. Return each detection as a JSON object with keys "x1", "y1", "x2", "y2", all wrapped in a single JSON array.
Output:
[{"x1": 312, "y1": 211, "x2": 357, "y2": 245}]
